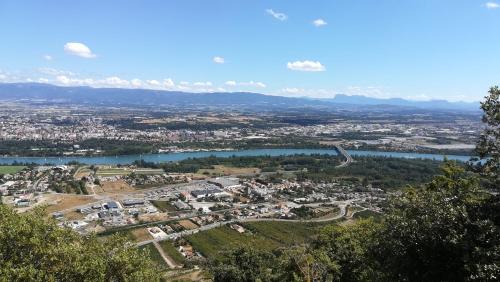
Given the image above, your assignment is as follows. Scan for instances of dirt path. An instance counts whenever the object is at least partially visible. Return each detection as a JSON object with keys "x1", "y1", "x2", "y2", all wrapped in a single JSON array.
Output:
[{"x1": 153, "y1": 241, "x2": 181, "y2": 269}]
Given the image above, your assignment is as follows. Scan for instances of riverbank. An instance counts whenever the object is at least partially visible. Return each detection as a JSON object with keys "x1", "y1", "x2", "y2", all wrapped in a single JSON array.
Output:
[{"x1": 0, "y1": 148, "x2": 473, "y2": 165}]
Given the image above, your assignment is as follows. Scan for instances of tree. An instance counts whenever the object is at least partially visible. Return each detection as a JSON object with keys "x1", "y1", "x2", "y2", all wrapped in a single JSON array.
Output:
[
  {"x1": 209, "y1": 247, "x2": 278, "y2": 282},
  {"x1": 315, "y1": 219, "x2": 383, "y2": 281},
  {"x1": 0, "y1": 205, "x2": 161, "y2": 281},
  {"x1": 473, "y1": 86, "x2": 500, "y2": 187},
  {"x1": 374, "y1": 162, "x2": 500, "y2": 281}
]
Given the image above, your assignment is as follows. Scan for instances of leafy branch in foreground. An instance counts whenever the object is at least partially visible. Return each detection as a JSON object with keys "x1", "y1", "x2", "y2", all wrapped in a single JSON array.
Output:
[{"x1": 0, "y1": 205, "x2": 161, "y2": 282}]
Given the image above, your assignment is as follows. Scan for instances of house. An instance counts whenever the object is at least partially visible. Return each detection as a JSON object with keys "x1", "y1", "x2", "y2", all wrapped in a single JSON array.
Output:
[
  {"x1": 230, "y1": 224, "x2": 245, "y2": 233},
  {"x1": 190, "y1": 188, "x2": 224, "y2": 199},
  {"x1": 174, "y1": 200, "x2": 190, "y2": 210},
  {"x1": 105, "y1": 201, "x2": 121, "y2": 210},
  {"x1": 178, "y1": 245, "x2": 194, "y2": 258},
  {"x1": 122, "y1": 199, "x2": 145, "y2": 207}
]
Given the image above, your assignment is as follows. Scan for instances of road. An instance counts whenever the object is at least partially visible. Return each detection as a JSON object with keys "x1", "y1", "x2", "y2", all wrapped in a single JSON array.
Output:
[
  {"x1": 153, "y1": 241, "x2": 182, "y2": 269},
  {"x1": 334, "y1": 145, "x2": 353, "y2": 168},
  {"x1": 136, "y1": 201, "x2": 355, "y2": 247}
]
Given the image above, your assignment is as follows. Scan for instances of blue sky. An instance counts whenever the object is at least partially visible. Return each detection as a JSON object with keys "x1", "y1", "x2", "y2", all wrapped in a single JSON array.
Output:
[{"x1": 0, "y1": 0, "x2": 499, "y2": 102}]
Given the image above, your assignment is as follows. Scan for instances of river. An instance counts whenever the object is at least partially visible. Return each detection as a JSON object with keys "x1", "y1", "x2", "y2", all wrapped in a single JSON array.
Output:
[{"x1": 0, "y1": 148, "x2": 473, "y2": 165}]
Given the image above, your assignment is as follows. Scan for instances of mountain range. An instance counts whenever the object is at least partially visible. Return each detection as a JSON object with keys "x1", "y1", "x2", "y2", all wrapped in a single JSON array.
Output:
[{"x1": 0, "y1": 83, "x2": 480, "y2": 111}]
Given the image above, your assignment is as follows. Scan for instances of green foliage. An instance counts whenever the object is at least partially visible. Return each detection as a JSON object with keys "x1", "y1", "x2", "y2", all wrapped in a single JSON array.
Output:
[
  {"x1": 210, "y1": 162, "x2": 500, "y2": 282},
  {"x1": 138, "y1": 243, "x2": 168, "y2": 269},
  {"x1": 158, "y1": 241, "x2": 186, "y2": 265},
  {"x1": 0, "y1": 165, "x2": 26, "y2": 174},
  {"x1": 297, "y1": 156, "x2": 442, "y2": 189},
  {"x1": 375, "y1": 162, "x2": 500, "y2": 281},
  {"x1": 473, "y1": 86, "x2": 500, "y2": 187},
  {"x1": 0, "y1": 205, "x2": 161, "y2": 281},
  {"x1": 315, "y1": 220, "x2": 383, "y2": 281}
]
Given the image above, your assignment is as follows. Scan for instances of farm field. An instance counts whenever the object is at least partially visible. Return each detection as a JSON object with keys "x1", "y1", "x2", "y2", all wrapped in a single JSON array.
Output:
[
  {"x1": 197, "y1": 165, "x2": 260, "y2": 176},
  {"x1": 158, "y1": 240, "x2": 186, "y2": 265},
  {"x1": 0, "y1": 165, "x2": 26, "y2": 174},
  {"x1": 96, "y1": 167, "x2": 130, "y2": 176},
  {"x1": 133, "y1": 168, "x2": 164, "y2": 175},
  {"x1": 44, "y1": 194, "x2": 98, "y2": 213},
  {"x1": 185, "y1": 221, "x2": 329, "y2": 260},
  {"x1": 74, "y1": 167, "x2": 92, "y2": 179},
  {"x1": 151, "y1": 200, "x2": 177, "y2": 212},
  {"x1": 139, "y1": 243, "x2": 167, "y2": 269},
  {"x1": 98, "y1": 180, "x2": 135, "y2": 194},
  {"x1": 178, "y1": 219, "x2": 198, "y2": 230}
]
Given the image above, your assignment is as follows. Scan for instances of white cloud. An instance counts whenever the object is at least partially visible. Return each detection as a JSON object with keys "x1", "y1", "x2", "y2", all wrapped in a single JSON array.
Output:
[
  {"x1": 282, "y1": 87, "x2": 302, "y2": 94},
  {"x1": 313, "y1": 19, "x2": 327, "y2": 27},
  {"x1": 56, "y1": 75, "x2": 71, "y2": 84},
  {"x1": 131, "y1": 78, "x2": 143, "y2": 87},
  {"x1": 38, "y1": 78, "x2": 49, "y2": 83},
  {"x1": 0, "y1": 74, "x2": 7, "y2": 81},
  {"x1": 64, "y1": 42, "x2": 96, "y2": 58},
  {"x1": 287, "y1": 60, "x2": 326, "y2": 72},
  {"x1": 225, "y1": 80, "x2": 266, "y2": 88},
  {"x1": 193, "y1": 81, "x2": 213, "y2": 87},
  {"x1": 103, "y1": 76, "x2": 130, "y2": 87},
  {"x1": 266, "y1": 9, "x2": 287, "y2": 21},
  {"x1": 485, "y1": 2, "x2": 500, "y2": 9},
  {"x1": 146, "y1": 80, "x2": 161, "y2": 88},
  {"x1": 213, "y1": 56, "x2": 225, "y2": 64},
  {"x1": 163, "y1": 78, "x2": 175, "y2": 88},
  {"x1": 43, "y1": 55, "x2": 53, "y2": 61}
]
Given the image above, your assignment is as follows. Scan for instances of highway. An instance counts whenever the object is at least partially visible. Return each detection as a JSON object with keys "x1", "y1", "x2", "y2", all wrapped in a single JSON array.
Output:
[
  {"x1": 135, "y1": 200, "x2": 359, "y2": 247},
  {"x1": 334, "y1": 145, "x2": 353, "y2": 168}
]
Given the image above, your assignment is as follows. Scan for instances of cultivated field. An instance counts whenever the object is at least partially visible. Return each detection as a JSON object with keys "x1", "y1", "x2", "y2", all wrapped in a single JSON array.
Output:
[
  {"x1": 197, "y1": 165, "x2": 260, "y2": 176},
  {"x1": 178, "y1": 219, "x2": 199, "y2": 230},
  {"x1": 44, "y1": 194, "x2": 98, "y2": 213},
  {"x1": 159, "y1": 241, "x2": 186, "y2": 265},
  {"x1": 98, "y1": 180, "x2": 135, "y2": 194},
  {"x1": 0, "y1": 166, "x2": 26, "y2": 174},
  {"x1": 96, "y1": 167, "x2": 130, "y2": 176},
  {"x1": 129, "y1": 228, "x2": 154, "y2": 242},
  {"x1": 150, "y1": 200, "x2": 177, "y2": 212},
  {"x1": 185, "y1": 221, "x2": 327, "y2": 260},
  {"x1": 139, "y1": 243, "x2": 167, "y2": 269}
]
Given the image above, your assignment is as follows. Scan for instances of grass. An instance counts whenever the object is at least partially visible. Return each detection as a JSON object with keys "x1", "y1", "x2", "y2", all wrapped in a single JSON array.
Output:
[
  {"x1": 242, "y1": 221, "x2": 324, "y2": 245},
  {"x1": 159, "y1": 241, "x2": 186, "y2": 265},
  {"x1": 186, "y1": 226, "x2": 280, "y2": 260},
  {"x1": 150, "y1": 200, "x2": 178, "y2": 212},
  {"x1": 185, "y1": 221, "x2": 329, "y2": 260},
  {"x1": 197, "y1": 165, "x2": 260, "y2": 176},
  {"x1": 134, "y1": 169, "x2": 164, "y2": 175},
  {"x1": 139, "y1": 243, "x2": 167, "y2": 269},
  {"x1": 353, "y1": 210, "x2": 384, "y2": 222},
  {"x1": 96, "y1": 168, "x2": 130, "y2": 176},
  {"x1": 0, "y1": 165, "x2": 26, "y2": 174}
]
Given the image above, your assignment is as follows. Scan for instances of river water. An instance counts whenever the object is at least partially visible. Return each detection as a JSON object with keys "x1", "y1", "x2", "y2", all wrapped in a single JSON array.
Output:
[{"x1": 0, "y1": 148, "x2": 472, "y2": 165}]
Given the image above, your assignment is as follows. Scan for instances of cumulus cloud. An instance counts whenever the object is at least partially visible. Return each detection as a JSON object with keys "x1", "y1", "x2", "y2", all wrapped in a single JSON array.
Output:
[
  {"x1": 266, "y1": 9, "x2": 287, "y2": 21},
  {"x1": 130, "y1": 78, "x2": 143, "y2": 88},
  {"x1": 193, "y1": 81, "x2": 213, "y2": 87},
  {"x1": 64, "y1": 42, "x2": 96, "y2": 58},
  {"x1": 225, "y1": 80, "x2": 266, "y2": 88},
  {"x1": 287, "y1": 60, "x2": 326, "y2": 72},
  {"x1": 485, "y1": 2, "x2": 500, "y2": 8},
  {"x1": 43, "y1": 55, "x2": 53, "y2": 61},
  {"x1": 313, "y1": 19, "x2": 327, "y2": 27},
  {"x1": 213, "y1": 56, "x2": 225, "y2": 64}
]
